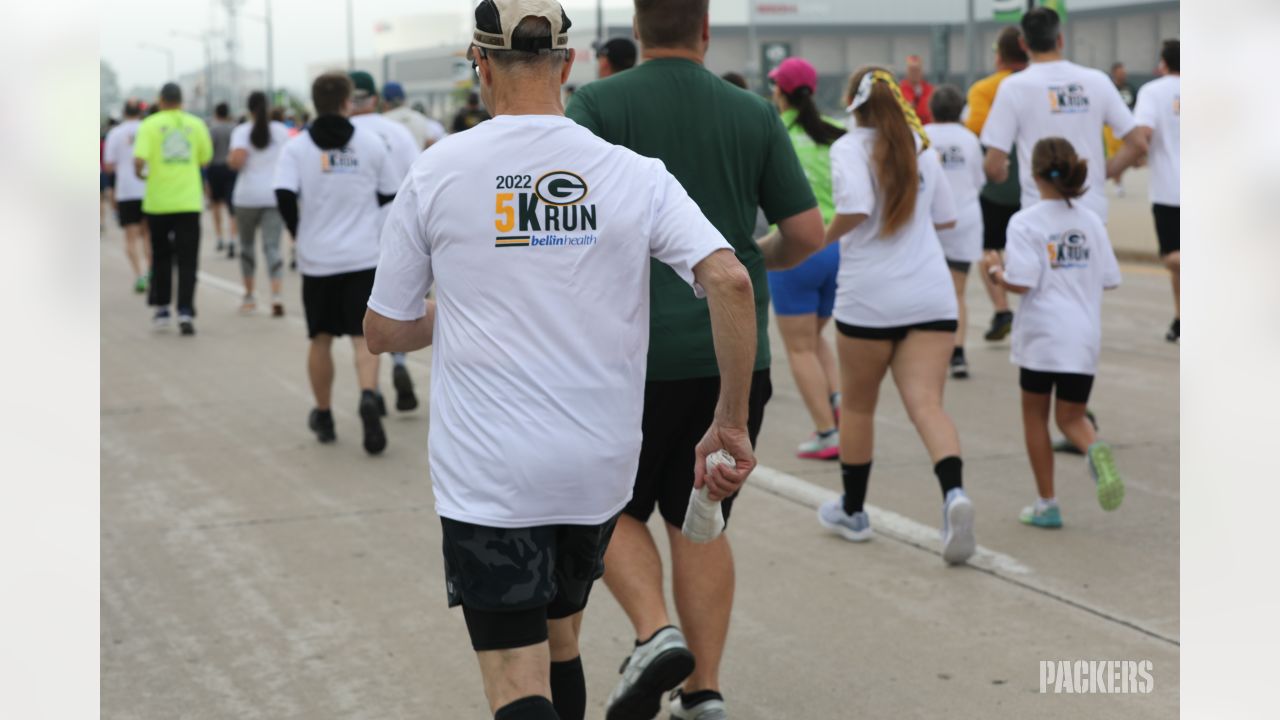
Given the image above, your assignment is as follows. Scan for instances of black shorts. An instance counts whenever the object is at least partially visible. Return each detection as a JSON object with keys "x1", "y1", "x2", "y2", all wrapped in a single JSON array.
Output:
[
  {"x1": 946, "y1": 259, "x2": 972, "y2": 273},
  {"x1": 101, "y1": 171, "x2": 114, "y2": 193},
  {"x1": 117, "y1": 200, "x2": 144, "y2": 227},
  {"x1": 441, "y1": 514, "x2": 618, "y2": 651},
  {"x1": 1019, "y1": 368, "x2": 1095, "y2": 404},
  {"x1": 981, "y1": 196, "x2": 1020, "y2": 251},
  {"x1": 206, "y1": 163, "x2": 236, "y2": 205},
  {"x1": 1152, "y1": 203, "x2": 1180, "y2": 256},
  {"x1": 836, "y1": 319, "x2": 958, "y2": 341},
  {"x1": 628, "y1": 369, "x2": 772, "y2": 529},
  {"x1": 301, "y1": 269, "x2": 376, "y2": 339}
]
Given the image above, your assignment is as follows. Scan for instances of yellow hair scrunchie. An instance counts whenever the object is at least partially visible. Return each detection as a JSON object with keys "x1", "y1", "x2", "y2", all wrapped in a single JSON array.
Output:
[{"x1": 848, "y1": 69, "x2": 931, "y2": 150}]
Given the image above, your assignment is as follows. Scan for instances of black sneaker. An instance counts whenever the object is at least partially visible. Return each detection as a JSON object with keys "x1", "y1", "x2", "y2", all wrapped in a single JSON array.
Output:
[
  {"x1": 984, "y1": 311, "x2": 1013, "y2": 341},
  {"x1": 308, "y1": 408, "x2": 336, "y2": 444},
  {"x1": 360, "y1": 392, "x2": 387, "y2": 455},
  {"x1": 216, "y1": 238, "x2": 225, "y2": 252},
  {"x1": 949, "y1": 351, "x2": 969, "y2": 379},
  {"x1": 179, "y1": 315, "x2": 195, "y2": 336},
  {"x1": 393, "y1": 364, "x2": 419, "y2": 411},
  {"x1": 1053, "y1": 410, "x2": 1098, "y2": 454},
  {"x1": 227, "y1": 242, "x2": 236, "y2": 259},
  {"x1": 1165, "y1": 318, "x2": 1179, "y2": 343}
]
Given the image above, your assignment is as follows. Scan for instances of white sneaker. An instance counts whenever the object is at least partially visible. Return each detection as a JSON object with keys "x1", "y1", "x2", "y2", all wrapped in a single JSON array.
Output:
[
  {"x1": 941, "y1": 488, "x2": 976, "y2": 565},
  {"x1": 670, "y1": 689, "x2": 728, "y2": 720},
  {"x1": 152, "y1": 309, "x2": 171, "y2": 330}
]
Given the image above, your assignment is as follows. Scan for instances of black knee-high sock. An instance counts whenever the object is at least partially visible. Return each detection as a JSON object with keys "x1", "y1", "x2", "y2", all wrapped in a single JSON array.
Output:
[
  {"x1": 494, "y1": 695, "x2": 559, "y2": 720},
  {"x1": 841, "y1": 462, "x2": 871, "y2": 515},
  {"x1": 934, "y1": 456, "x2": 963, "y2": 498},
  {"x1": 549, "y1": 656, "x2": 585, "y2": 720}
]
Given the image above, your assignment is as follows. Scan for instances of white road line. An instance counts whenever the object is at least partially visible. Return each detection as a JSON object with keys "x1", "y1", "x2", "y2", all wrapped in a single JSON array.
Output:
[{"x1": 749, "y1": 464, "x2": 1033, "y2": 576}]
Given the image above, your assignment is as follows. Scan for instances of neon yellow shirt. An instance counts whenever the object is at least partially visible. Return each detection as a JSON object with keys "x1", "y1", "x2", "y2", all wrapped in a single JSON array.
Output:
[{"x1": 133, "y1": 109, "x2": 213, "y2": 214}]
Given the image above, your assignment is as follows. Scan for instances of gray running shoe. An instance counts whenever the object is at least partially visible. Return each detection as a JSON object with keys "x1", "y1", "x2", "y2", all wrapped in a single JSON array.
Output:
[
  {"x1": 669, "y1": 690, "x2": 727, "y2": 720},
  {"x1": 817, "y1": 497, "x2": 872, "y2": 542},
  {"x1": 607, "y1": 626, "x2": 696, "y2": 720}
]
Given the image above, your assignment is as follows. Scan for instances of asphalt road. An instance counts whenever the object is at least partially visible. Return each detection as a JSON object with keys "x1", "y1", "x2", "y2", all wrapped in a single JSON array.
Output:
[{"x1": 100, "y1": 188, "x2": 1179, "y2": 719}]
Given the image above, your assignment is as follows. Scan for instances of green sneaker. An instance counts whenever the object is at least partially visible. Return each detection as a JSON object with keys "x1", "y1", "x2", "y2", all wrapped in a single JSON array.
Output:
[
  {"x1": 1087, "y1": 442, "x2": 1125, "y2": 511},
  {"x1": 133, "y1": 275, "x2": 148, "y2": 294},
  {"x1": 1019, "y1": 503, "x2": 1063, "y2": 528}
]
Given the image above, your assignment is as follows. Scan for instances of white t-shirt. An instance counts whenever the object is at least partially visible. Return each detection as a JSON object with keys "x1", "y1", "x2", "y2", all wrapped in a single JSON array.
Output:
[
  {"x1": 925, "y1": 122, "x2": 986, "y2": 263},
  {"x1": 981, "y1": 60, "x2": 1137, "y2": 221},
  {"x1": 103, "y1": 119, "x2": 146, "y2": 201},
  {"x1": 368, "y1": 114, "x2": 732, "y2": 528},
  {"x1": 830, "y1": 126, "x2": 959, "y2": 327},
  {"x1": 1132, "y1": 74, "x2": 1180, "y2": 207},
  {"x1": 273, "y1": 125, "x2": 400, "y2": 277},
  {"x1": 229, "y1": 121, "x2": 291, "y2": 208},
  {"x1": 351, "y1": 113, "x2": 420, "y2": 228},
  {"x1": 1004, "y1": 199, "x2": 1122, "y2": 375},
  {"x1": 384, "y1": 105, "x2": 447, "y2": 149}
]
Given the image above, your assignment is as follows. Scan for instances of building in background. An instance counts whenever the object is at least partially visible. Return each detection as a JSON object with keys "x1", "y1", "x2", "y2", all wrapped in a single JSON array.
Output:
[{"x1": 365, "y1": 0, "x2": 1178, "y2": 120}]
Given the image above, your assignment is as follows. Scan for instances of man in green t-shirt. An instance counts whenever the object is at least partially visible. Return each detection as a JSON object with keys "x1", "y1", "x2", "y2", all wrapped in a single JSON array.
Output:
[
  {"x1": 133, "y1": 82, "x2": 213, "y2": 335},
  {"x1": 566, "y1": 1, "x2": 822, "y2": 716}
]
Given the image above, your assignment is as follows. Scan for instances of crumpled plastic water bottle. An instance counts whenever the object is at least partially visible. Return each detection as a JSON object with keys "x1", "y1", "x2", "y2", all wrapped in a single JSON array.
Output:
[{"x1": 682, "y1": 450, "x2": 733, "y2": 543}]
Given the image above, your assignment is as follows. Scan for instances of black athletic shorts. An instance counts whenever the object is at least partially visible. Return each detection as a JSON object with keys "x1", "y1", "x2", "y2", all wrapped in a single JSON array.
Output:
[
  {"x1": 836, "y1": 319, "x2": 958, "y2": 341},
  {"x1": 1152, "y1": 203, "x2": 1180, "y2": 256},
  {"x1": 301, "y1": 268, "x2": 376, "y2": 339},
  {"x1": 946, "y1": 259, "x2": 972, "y2": 273},
  {"x1": 981, "y1": 196, "x2": 1020, "y2": 251},
  {"x1": 441, "y1": 514, "x2": 618, "y2": 651},
  {"x1": 117, "y1": 200, "x2": 144, "y2": 227},
  {"x1": 627, "y1": 369, "x2": 772, "y2": 529},
  {"x1": 206, "y1": 163, "x2": 236, "y2": 205},
  {"x1": 1019, "y1": 368, "x2": 1095, "y2": 404}
]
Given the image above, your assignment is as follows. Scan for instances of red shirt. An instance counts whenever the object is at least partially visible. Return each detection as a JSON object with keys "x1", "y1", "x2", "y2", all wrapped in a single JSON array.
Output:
[{"x1": 900, "y1": 79, "x2": 935, "y2": 125}]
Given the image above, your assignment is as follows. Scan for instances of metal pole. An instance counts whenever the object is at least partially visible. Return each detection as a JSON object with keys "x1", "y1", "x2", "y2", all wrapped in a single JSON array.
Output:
[
  {"x1": 266, "y1": 0, "x2": 273, "y2": 101},
  {"x1": 965, "y1": 0, "x2": 976, "y2": 88},
  {"x1": 346, "y1": 0, "x2": 355, "y2": 71},
  {"x1": 596, "y1": 0, "x2": 603, "y2": 45},
  {"x1": 745, "y1": 0, "x2": 759, "y2": 90}
]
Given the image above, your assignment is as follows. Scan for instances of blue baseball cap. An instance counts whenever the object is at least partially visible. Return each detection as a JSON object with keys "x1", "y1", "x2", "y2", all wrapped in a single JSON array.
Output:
[{"x1": 383, "y1": 81, "x2": 406, "y2": 102}]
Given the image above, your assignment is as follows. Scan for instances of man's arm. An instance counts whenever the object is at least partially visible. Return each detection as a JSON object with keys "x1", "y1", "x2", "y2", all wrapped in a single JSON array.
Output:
[
  {"x1": 365, "y1": 300, "x2": 435, "y2": 355},
  {"x1": 984, "y1": 147, "x2": 1010, "y2": 184},
  {"x1": 691, "y1": 249, "x2": 759, "y2": 500},
  {"x1": 1107, "y1": 126, "x2": 1151, "y2": 180},
  {"x1": 756, "y1": 207, "x2": 824, "y2": 270},
  {"x1": 133, "y1": 157, "x2": 146, "y2": 178},
  {"x1": 275, "y1": 189, "x2": 299, "y2": 238}
]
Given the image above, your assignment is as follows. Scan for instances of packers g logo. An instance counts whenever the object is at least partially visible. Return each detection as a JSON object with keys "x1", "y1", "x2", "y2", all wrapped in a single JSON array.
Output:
[
  {"x1": 1064, "y1": 230, "x2": 1086, "y2": 246},
  {"x1": 535, "y1": 171, "x2": 588, "y2": 206}
]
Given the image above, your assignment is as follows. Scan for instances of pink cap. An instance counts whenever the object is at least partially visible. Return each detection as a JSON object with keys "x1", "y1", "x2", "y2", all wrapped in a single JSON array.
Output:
[{"x1": 768, "y1": 57, "x2": 818, "y2": 94}]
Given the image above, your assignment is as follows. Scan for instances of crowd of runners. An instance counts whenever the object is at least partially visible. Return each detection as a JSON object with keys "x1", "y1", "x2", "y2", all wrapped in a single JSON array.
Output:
[{"x1": 100, "y1": 1, "x2": 1179, "y2": 718}]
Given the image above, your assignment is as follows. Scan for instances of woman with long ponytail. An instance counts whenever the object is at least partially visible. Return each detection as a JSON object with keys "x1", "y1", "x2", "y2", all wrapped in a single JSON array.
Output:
[
  {"x1": 228, "y1": 90, "x2": 291, "y2": 316},
  {"x1": 817, "y1": 66, "x2": 976, "y2": 565},
  {"x1": 762, "y1": 57, "x2": 846, "y2": 460}
]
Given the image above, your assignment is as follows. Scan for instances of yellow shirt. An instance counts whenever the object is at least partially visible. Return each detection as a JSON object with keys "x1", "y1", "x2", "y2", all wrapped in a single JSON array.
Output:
[
  {"x1": 965, "y1": 69, "x2": 1012, "y2": 136},
  {"x1": 133, "y1": 109, "x2": 213, "y2": 215}
]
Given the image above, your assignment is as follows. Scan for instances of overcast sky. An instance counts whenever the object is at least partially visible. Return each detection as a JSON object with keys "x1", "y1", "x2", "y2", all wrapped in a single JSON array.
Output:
[{"x1": 100, "y1": 0, "x2": 633, "y2": 94}]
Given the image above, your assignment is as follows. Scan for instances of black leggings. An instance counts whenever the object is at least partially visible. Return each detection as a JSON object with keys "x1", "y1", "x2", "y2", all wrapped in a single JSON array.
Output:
[{"x1": 147, "y1": 212, "x2": 201, "y2": 316}]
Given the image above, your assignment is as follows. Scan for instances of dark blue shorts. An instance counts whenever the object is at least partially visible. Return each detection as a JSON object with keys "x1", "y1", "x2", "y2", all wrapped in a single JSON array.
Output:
[{"x1": 767, "y1": 242, "x2": 839, "y2": 317}]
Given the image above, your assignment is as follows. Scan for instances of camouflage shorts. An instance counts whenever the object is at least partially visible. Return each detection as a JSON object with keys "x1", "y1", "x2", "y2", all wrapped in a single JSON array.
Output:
[{"x1": 440, "y1": 514, "x2": 618, "y2": 618}]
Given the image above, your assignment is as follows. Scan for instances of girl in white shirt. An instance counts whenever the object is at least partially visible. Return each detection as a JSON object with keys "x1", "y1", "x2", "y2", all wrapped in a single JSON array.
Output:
[
  {"x1": 924, "y1": 85, "x2": 987, "y2": 379},
  {"x1": 228, "y1": 91, "x2": 291, "y2": 316},
  {"x1": 985, "y1": 137, "x2": 1125, "y2": 528},
  {"x1": 816, "y1": 67, "x2": 975, "y2": 566}
]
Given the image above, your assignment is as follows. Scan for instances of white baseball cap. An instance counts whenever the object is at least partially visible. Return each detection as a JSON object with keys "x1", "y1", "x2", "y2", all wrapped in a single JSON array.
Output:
[{"x1": 472, "y1": 0, "x2": 572, "y2": 52}]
